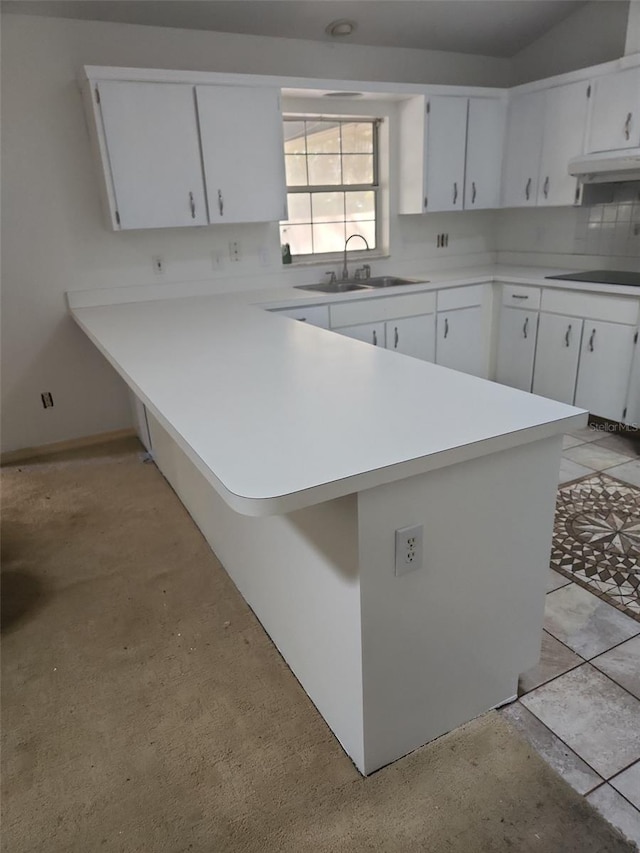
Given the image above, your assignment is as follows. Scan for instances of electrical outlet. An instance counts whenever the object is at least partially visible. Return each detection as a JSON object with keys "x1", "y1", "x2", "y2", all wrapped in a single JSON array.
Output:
[
  {"x1": 41, "y1": 391, "x2": 54, "y2": 409},
  {"x1": 152, "y1": 256, "x2": 165, "y2": 275},
  {"x1": 229, "y1": 241, "x2": 241, "y2": 263},
  {"x1": 395, "y1": 524, "x2": 423, "y2": 576}
]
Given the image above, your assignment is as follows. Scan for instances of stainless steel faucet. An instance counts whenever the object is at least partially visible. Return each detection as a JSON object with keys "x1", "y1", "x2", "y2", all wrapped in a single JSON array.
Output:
[{"x1": 342, "y1": 234, "x2": 370, "y2": 280}]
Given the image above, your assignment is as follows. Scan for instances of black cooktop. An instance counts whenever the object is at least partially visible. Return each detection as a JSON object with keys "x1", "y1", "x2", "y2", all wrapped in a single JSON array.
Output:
[{"x1": 546, "y1": 270, "x2": 640, "y2": 287}]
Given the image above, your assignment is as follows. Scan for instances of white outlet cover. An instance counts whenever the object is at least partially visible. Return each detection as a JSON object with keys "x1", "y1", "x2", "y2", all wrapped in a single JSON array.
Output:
[{"x1": 395, "y1": 524, "x2": 423, "y2": 577}]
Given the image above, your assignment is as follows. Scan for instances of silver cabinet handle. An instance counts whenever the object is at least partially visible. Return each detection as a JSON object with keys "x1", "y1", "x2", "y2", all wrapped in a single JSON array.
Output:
[
  {"x1": 372, "y1": 330, "x2": 378, "y2": 346},
  {"x1": 523, "y1": 317, "x2": 529, "y2": 339},
  {"x1": 525, "y1": 177, "x2": 531, "y2": 201},
  {"x1": 453, "y1": 182, "x2": 458, "y2": 205},
  {"x1": 588, "y1": 328, "x2": 596, "y2": 352},
  {"x1": 444, "y1": 317, "x2": 449, "y2": 339},
  {"x1": 296, "y1": 318, "x2": 307, "y2": 323},
  {"x1": 471, "y1": 182, "x2": 476, "y2": 204},
  {"x1": 512, "y1": 294, "x2": 529, "y2": 300},
  {"x1": 189, "y1": 191, "x2": 196, "y2": 219},
  {"x1": 218, "y1": 189, "x2": 224, "y2": 217},
  {"x1": 543, "y1": 176, "x2": 550, "y2": 199},
  {"x1": 565, "y1": 324, "x2": 572, "y2": 347},
  {"x1": 394, "y1": 326, "x2": 399, "y2": 349},
  {"x1": 624, "y1": 112, "x2": 632, "y2": 141}
]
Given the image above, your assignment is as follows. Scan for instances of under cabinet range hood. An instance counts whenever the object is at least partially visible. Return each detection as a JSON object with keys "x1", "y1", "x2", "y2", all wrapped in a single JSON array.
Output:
[{"x1": 568, "y1": 149, "x2": 640, "y2": 184}]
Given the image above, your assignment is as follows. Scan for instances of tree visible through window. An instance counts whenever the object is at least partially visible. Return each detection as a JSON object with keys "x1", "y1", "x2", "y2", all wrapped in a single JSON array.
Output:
[{"x1": 280, "y1": 118, "x2": 379, "y2": 257}]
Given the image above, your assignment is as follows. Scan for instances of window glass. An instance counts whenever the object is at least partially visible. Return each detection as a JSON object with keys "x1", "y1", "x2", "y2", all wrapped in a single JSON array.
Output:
[{"x1": 280, "y1": 118, "x2": 378, "y2": 257}]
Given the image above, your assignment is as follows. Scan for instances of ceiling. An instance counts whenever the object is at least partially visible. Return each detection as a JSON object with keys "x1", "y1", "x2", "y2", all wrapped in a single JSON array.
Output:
[{"x1": 0, "y1": 0, "x2": 597, "y2": 57}]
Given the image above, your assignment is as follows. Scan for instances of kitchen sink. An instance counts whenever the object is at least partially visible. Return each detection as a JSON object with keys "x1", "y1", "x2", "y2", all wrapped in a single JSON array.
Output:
[
  {"x1": 365, "y1": 276, "x2": 427, "y2": 288},
  {"x1": 295, "y1": 276, "x2": 427, "y2": 294},
  {"x1": 295, "y1": 282, "x2": 371, "y2": 294}
]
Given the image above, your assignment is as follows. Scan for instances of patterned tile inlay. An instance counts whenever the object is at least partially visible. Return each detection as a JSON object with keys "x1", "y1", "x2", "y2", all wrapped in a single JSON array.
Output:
[{"x1": 552, "y1": 473, "x2": 640, "y2": 622}]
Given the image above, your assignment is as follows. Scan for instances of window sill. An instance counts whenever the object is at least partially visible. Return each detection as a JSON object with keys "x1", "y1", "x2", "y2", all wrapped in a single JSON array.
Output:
[{"x1": 283, "y1": 252, "x2": 390, "y2": 269}]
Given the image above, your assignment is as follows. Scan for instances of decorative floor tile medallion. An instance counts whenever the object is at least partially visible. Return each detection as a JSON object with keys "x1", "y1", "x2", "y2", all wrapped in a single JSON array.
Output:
[{"x1": 552, "y1": 473, "x2": 640, "y2": 622}]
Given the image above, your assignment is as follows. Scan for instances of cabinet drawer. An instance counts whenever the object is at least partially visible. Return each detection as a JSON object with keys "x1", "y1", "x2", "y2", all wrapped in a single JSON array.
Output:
[
  {"x1": 330, "y1": 291, "x2": 435, "y2": 328},
  {"x1": 541, "y1": 289, "x2": 639, "y2": 325},
  {"x1": 271, "y1": 304, "x2": 330, "y2": 328},
  {"x1": 502, "y1": 284, "x2": 541, "y2": 310},
  {"x1": 437, "y1": 284, "x2": 485, "y2": 312}
]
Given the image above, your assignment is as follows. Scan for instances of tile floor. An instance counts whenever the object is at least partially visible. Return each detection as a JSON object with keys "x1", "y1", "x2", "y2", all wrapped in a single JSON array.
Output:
[{"x1": 501, "y1": 424, "x2": 640, "y2": 849}]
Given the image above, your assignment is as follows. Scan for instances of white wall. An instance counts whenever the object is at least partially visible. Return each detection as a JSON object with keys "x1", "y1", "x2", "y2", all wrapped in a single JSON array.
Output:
[
  {"x1": 0, "y1": 14, "x2": 502, "y2": 454},
  {"x1": 626, "y1": 0, "x2": 640, "y2": 54},
  {"x1": 510, "y1": 1, "x2": 630, "y2": 85}
]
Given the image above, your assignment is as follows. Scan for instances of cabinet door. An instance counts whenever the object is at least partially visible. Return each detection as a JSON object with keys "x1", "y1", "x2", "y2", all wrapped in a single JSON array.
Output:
[
  {"x1": 385, "y1": 314, "x2": 436, "y2": 362},
  {"x1": 532, "y1": 313, "x2": 583, "y2": 404},
  {"x1": 586, "y1": 68, "x2": 640, "y2": 153},
  {"x1": 538, "y1": 82, "x2": 590, "y2": 207},
  {"x1": 436, "y1": 307, "x2": 484, "y2": 377},
  {"x1": 464, "y1": 98, "x2": 506, "y2": 210},
  {"x1": 425, "y1": 97, "x2": 468, "y2": 212},
  {"x1": 574, "y1": 321, "x2": 637, "y2": 421},
  {"x1": 97, "y1": 81, "x2": 208, "y2": 229},
  {"x1": 196, "y1": 86, "x2": 287, "y2": 223},
  {"x1": 336, "y1": 322, "x2": 386, "y2": 348},
  {"x1": 495, "y1": 308, "x2": 539, "y2": 392},
  {"x1": 502, "y1": 91, "x2": 545, "y2": 208},
  {"x1": 623, "y1": 332, "x2": 640, "y2": 427}
]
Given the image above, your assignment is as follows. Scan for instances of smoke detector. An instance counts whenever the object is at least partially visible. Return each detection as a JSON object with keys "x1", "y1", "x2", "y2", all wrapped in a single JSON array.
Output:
[{"x1": 325, "y1": 19, "x2": 357, "y2": 37}]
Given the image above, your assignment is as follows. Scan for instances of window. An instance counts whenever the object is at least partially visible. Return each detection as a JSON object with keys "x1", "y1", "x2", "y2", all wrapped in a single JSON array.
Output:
[{"x1": 280, "y1": 118, "x2": 379, "y2": 258}]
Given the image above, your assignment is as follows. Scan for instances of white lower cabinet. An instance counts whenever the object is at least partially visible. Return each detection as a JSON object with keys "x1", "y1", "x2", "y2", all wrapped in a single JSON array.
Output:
[
  {"x1": 271, "y1": 305, "x2": 330, "y2": 328},
  {"x1": 337, "y1": 322, "x2": 386, "y2": 348},
  {"x1": 624, "y1": 332, "x2": 640, "y2": 427},
  {"x1": 385, "y1": 314, "x2": 436, "y2": 362},
  {"x1": 436, "y1": 307, "x2": 484, "y2": 377},
  {"x1": 495, "y1": 308, "x2": 539, "y2": 392},
  {"x1": 574, "y1": 321, "x2": 637, "y2": 422},
  {"x1": 532, "y1": 313, "x2": 583, "y2": 404}
]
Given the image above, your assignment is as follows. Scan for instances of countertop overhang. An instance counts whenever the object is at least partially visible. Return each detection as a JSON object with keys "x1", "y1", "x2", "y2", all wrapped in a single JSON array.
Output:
[{"x1": 69, "y1": 265, "x2": 595, "y2": 515}]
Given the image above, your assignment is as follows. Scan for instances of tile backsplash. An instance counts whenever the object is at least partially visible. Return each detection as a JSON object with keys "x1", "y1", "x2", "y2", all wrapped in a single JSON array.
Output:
[{"x1": 575, "y1": 182, "x2": 640, "y2": 258}]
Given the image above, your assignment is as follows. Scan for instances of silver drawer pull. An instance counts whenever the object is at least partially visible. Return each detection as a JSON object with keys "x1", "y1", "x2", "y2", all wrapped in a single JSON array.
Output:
[
  {"x1": 588, "y1": 328, "x2": 596, "y2": 352},
  {"x1": 523, "y1": 317, "x2": 529, "y2": 339},
  {"x1": 394, "y1": 326, "x2": 399, "y2": 349},
  {"x1": 565, "y1": 324, "x2": 572, "y2": 347},
  {"x1": 511, "y1": 294, "x2": 529, "y2": 300},
  {"x1": 444, "y1": 317, "x2": 449, "y2": 339},
  {"x1": 543, "y1": 176, "x2": 550, "y2": 199},
  {"x1": 372, "y1": 330, "x2": 378, "y2": 346},
  {"x1": 525, "y1": 177, "x2": 532, "y2": 201},
  {"x1": 189, "y1": 191, "x2": 196, "y2": 219},
  {"x1": 471, "y1": 182, "x2": 476, "y2": 204},
  {"x1": 296, "y1": 318, "x2": 307, "y2": 323},
  {"x1": 453, "y1": 182, "x2": 458, "y2": 205},
  {"x1": 218, "y1": 189, "x2": 224, "y2": 216},
  {"x1": 624, "y1": 112, "x2": 632, "y2": 141}
]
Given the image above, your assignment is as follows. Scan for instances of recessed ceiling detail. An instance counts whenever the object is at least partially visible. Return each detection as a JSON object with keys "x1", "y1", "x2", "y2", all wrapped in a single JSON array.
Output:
[{"x1": 325, "y1": 19, "x2": 357, "y2": 38}]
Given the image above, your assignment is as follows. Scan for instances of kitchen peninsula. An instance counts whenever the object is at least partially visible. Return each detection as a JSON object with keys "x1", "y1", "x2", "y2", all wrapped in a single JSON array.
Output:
[{"x1": 69, "y1": 269, "x2": 588, "y2": 775}]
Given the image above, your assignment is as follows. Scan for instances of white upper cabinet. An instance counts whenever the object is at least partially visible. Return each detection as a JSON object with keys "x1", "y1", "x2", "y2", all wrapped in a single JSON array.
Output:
[
  {"x1": 399, "y1": 95, "x2": 504, "y2": 213},
  {"x1": 95, "y1": 81, "x2": 208, "y2": 230},
  {"x1": 501, "y1": 90, "x2": 545, "y2": 208},
  {"x1": 537, "y1": 82, "x2": 590, "y2": 207},
  {"x1": 586, "y1": 67, "x2": 640, "y2": 153},
  {"x1": 196, "y1": 86, "x2": 287, "y2": 224},
  {"x1": 424, "y1": 96, "x2": 468, "y2": 212},
  {"x1": 464, "y1": 98, "x2": 506, "y2": 210}
]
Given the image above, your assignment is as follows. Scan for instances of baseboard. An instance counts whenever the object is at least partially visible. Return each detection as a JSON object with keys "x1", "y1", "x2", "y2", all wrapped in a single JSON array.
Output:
[{"x1": 1, "y1": 428, "x2": 137, "y2": 466}]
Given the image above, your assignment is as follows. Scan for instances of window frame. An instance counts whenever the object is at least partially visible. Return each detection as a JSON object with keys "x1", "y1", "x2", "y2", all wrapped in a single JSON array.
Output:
[{"x1": 280, "y1": 115, "x2": 381, "y2": 261}]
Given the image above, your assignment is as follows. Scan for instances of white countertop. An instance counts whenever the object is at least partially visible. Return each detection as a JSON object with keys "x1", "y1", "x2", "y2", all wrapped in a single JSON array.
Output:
[{"x1": 70, "y1": 264, "x2": 599, "y2": 515}]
